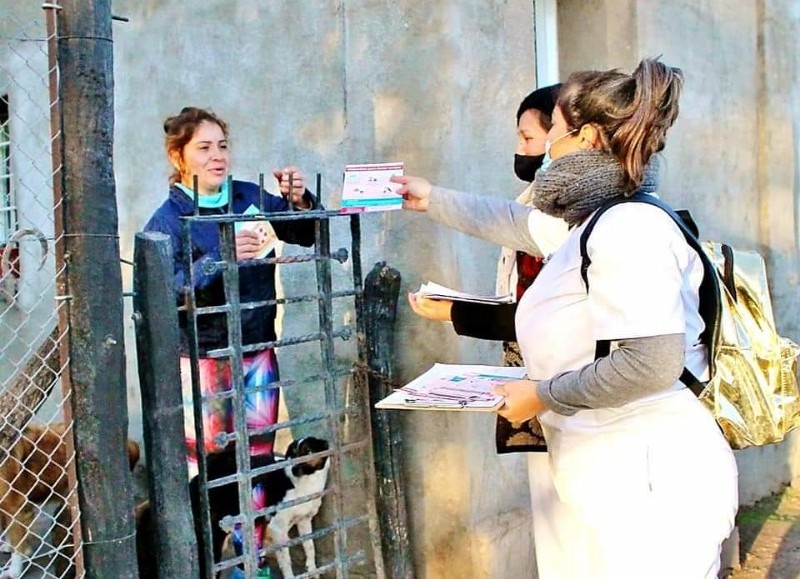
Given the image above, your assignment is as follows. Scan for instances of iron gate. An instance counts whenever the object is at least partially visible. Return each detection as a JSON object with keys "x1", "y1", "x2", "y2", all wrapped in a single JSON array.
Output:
[{"x1": 133, "y1": 192, "x2": 387, "y2": 578}]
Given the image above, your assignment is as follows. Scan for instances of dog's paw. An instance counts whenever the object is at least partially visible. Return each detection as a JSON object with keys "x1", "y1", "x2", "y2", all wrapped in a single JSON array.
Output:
[{"x1": 0, "y1": 552, "x2": 23, "y2": 579}]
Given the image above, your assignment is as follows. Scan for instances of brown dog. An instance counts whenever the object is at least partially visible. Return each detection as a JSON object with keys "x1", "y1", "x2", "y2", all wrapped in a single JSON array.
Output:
[{"x1": 0, "y1": 423, "x2": 140, "y2": 578}]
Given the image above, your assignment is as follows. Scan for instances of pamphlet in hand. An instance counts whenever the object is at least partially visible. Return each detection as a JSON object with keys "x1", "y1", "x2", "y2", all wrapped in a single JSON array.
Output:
[
  {"x1": 374, "y1": 363, "x2": 527, "y2": 412},
  {"x1": 340, "y1": 162, "x2": 404, "y2": 213},
  {"x1": 415, "y1": 281, "x2": 514, "y2": 305},
  {"x1": 235, "y1": 204, "x2": 278, "y2": 259}
]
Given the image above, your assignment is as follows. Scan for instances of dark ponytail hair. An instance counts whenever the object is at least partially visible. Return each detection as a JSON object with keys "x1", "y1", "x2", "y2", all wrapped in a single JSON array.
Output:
[
  {"x1": 163, "y1": 107, "x2": 230, "y2": 185},
  {"x1": 557, "y1": 58, "x2": 683, "y2": 192}
]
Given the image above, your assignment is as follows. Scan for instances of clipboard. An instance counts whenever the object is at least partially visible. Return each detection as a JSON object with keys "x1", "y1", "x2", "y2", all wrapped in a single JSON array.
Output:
[{"x1": 374, "y1": 363, "x2": 526, "y2": 412}]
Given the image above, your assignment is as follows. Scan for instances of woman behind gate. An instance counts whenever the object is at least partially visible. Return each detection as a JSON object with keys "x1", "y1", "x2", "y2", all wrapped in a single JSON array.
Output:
[{"x1": 144, "y1": 106, "x2": 317, "y2": 478}]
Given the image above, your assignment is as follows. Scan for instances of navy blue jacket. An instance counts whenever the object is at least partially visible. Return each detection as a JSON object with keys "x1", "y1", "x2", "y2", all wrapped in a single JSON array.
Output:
[{"x1": 144, "y1": 180, "x2": 317, "y2": 355}]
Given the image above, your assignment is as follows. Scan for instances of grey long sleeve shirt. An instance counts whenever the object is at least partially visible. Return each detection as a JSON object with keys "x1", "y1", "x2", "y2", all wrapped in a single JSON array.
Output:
[
  {"x1": 428, "y1": 186, "x2": 545, "y2": 257},
  {"x1": 425, "y1": 185, "x2": 688, "y2": 415}
]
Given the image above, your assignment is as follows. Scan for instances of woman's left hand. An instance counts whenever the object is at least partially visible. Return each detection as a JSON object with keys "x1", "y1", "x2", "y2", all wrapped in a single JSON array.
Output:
[
  {"x1": 407, "y1": 292, "x2": 453, "y2": 321},
  {"x1": 493, "y1": 379, "x2": 546, "y2": 423},
  {"x1": 274, "y1": 166, "x2": 311, "y2": 209}
]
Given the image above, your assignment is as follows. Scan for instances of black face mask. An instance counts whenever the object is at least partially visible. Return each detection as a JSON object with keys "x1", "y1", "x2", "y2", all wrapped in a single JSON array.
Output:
[{"x1": 514, "y1": 153, "x2": 546, "y2": 183}]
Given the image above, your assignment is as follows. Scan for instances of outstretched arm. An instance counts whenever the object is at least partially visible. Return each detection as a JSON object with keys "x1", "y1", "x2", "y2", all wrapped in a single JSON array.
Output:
[
  {"x1": 392, "y1": 175, "x2": 545, "y2": 257},
  {"x1": 451, "y1": 300, "x2": 517, "y2": 342}
]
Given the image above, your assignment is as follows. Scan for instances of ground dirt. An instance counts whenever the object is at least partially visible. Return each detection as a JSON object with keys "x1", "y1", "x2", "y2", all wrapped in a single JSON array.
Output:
[{"x1": 728, "y1": 483, "x2": 800, "y2": 579}]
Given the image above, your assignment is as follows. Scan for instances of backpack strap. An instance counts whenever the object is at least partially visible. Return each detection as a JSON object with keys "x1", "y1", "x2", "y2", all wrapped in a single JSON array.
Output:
[{"x1": 578, "y1": 192, "x2": 722, "y2": 393}]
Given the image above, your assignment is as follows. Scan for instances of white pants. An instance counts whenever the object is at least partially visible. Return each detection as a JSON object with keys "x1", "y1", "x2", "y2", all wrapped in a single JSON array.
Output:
[{"x1": 528, "y1": 389, "x2": 738, "y2": 579}]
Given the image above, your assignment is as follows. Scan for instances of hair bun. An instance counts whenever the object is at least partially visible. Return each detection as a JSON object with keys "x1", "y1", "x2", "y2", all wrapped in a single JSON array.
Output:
[{"x1": 163, "y1": 116, "x2": 176, "y2": 135}]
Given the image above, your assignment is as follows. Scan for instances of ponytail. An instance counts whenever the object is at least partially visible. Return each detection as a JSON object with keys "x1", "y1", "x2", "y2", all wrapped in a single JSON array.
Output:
[{"x1": 611, "y1": 59, "x2": 683, "y2": 191}]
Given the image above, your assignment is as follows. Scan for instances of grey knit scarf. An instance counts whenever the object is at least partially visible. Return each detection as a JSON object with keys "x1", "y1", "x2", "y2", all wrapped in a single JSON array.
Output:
[{"x1": 532, "y1": 150, "x2": 659, "y2": 227}]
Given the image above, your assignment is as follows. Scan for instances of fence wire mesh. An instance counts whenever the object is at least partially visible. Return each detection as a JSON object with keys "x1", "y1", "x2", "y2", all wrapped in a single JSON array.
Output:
[{"x1": 0, "y1": 8, "x2": 81, "y2": 579}]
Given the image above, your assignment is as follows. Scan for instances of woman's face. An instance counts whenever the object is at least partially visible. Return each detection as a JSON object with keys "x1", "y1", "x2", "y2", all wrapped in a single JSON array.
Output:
[
  {"x1": 516, "y1": 108, "x2": 549, "y2": 156},
  {"x1": 545, "y1": 106, "x2": 582, "y2": 161},
  {"x1": 173, "y1": 120, "x2": 230, "y2": 194}
]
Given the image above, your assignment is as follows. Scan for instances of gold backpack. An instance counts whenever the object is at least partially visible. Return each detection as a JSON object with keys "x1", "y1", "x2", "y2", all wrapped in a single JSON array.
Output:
[{"x1": 581, "y1": 193, "x2": 800, "y2": 449}]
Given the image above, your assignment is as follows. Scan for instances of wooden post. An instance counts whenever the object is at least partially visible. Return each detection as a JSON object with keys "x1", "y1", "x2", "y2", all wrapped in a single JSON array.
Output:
[
  {"x1": 57, "y1": 1, "x2": 136, "y2": 576},
  {"x1": 133, "y1": 232, "x2": 199, "y2": 579},
  {"x1": 363, "y1": 262, "x2": 413, "y2": 578}
]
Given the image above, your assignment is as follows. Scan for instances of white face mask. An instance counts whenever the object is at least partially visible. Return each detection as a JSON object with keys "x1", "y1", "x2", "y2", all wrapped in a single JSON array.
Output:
[{"x1": 539, "y1": 128, "x2": 578, "y2": 174}]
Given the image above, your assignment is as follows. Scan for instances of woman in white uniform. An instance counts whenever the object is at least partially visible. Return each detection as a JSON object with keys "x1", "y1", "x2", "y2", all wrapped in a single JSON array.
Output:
[{"x1": 394, "y1": 58, "x2": 738, "y2": 579}]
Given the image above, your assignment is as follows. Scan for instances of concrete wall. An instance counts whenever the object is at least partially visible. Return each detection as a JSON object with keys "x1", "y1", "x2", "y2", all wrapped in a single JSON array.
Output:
[{"x1": 558, "y1": 0, "x2": 800, "y2": 503}]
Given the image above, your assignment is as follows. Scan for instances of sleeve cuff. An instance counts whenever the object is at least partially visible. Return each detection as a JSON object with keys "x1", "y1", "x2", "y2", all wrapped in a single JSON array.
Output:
[
  {"x1": 297, "y1": 190, "x2": 318, "y2": 210},
  {"x1": 536, "y1": 374, "x2": 580, "y2": 416}
]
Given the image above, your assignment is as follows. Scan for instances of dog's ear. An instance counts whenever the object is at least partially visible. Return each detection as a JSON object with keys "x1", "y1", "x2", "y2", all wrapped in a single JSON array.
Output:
[{"x1": 285, "y1": 438, "x2": 299, "y2": 459}]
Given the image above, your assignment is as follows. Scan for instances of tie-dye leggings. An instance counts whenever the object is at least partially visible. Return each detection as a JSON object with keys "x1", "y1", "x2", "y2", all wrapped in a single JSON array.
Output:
[{"x1": 180, "y1": 348, "x2": 280, "y2": 479}]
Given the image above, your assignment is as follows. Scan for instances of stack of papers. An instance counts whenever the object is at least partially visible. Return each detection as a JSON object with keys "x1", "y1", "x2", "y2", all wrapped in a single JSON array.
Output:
[
  {"x1": 416, "y1": 281, "x2": 514, "y2": 305},
  {"x1": 375, "y1": 363, "x2": 526, "y2": 412}
]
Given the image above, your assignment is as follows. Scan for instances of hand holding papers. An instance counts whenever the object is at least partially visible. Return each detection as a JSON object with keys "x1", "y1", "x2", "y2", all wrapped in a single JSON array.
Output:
[
  {"x1": 415, "y1": 281, "x2": 514, "y2": 305},
  {"x1": 340, "y1": 162, "x2": 404, "y2": 213},
  {"x1": 235, "y1": 204, "x2": 278, "y2": 259},
  {"x1": 375, "y1": 364, "x2": 527, "y2": 412}
]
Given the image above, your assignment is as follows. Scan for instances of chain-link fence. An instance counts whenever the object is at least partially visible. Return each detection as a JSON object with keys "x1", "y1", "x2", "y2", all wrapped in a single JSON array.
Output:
[{"x1": 0, "y1": 7, "x2": 81, "y2": 578}]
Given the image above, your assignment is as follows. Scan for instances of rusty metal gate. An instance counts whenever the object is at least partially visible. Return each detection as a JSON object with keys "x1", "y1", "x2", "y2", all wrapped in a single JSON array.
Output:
[
  {"x1": 133, "y1": 191, "x2": 389, "y2": 578},
  {"x1": 0, "y1": 5, "x2": 82, "y2": 578}
]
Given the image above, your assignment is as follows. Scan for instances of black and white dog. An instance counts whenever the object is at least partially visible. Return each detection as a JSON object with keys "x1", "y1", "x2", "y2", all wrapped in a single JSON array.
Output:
[
  {"x1": 197, "y1": 437, "x2": 331, "y2": 578},
  {"x1": 136, "y1": 437, "x2": 330, "y2": 578},
  {"x1": 267, "y1": 437, "x2": 330, "y2": 578}
]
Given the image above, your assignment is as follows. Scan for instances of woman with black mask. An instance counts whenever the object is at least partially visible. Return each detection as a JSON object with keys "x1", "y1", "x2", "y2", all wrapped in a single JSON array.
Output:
[{"x1": 408, "y1": 83, "x2": 568, "y2": 453}]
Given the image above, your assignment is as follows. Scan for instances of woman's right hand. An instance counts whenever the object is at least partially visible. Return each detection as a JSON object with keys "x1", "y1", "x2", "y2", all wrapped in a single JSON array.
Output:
[
  {"x1": 390, "y1": 175, "x2": 432, "y2": 212},
  {"x1": 235, "y1": 229, "x2": 262, "y2": 261},
  {"x1": 408, "y1": 292, "x2": 453, "y2": 322}
]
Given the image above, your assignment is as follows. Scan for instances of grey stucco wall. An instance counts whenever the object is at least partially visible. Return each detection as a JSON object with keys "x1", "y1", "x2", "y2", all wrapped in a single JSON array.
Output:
[{"x1": 52, "y1": 0, "x2": 800, "y2": 573}]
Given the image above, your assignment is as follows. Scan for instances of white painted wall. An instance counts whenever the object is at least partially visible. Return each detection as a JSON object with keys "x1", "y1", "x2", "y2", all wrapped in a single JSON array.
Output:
[{"x1": 0, "y1": 9, "x2": 59, "y2": 406}]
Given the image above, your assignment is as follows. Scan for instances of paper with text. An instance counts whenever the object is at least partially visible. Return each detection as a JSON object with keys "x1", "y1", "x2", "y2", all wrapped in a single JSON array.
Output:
[
  {"x1": 340, "y1": 162, "x2": 404, "y2": 213},
  {"x1": 415, "y1": 281, "x2": 514, "y2": 305}
]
